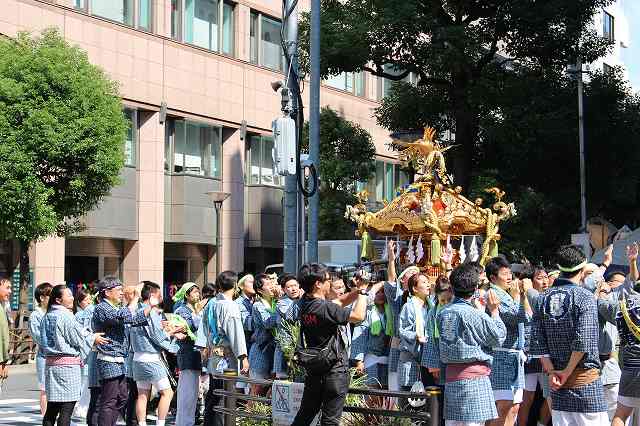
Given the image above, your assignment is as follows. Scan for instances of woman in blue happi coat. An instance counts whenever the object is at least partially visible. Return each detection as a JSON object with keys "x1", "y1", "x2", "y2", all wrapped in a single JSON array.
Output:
[
  {"x1": 421, "y1": 275, "x2": 453, "y2": 384},
  {"x1": 28, "y1": 282, "x2": 52, "y2": 416},
  {"x1": 173, "y1": 282, "x2": 203, "y2": 426},
  {"x1": 398, "y1": 272, "x2": 433, "y2": 400},
  {"x1": 40, "y1": 285, "x2": 107, "y2": 426},
  {"x1": 72, "y1": 288, "x2": 95, "y2": 421},
  {"x1": 352, "y1": 287, "x2": 392, "y2": 388},
  {"x1": 248, "y1": 273, "x2": 281, "y2": 394}
]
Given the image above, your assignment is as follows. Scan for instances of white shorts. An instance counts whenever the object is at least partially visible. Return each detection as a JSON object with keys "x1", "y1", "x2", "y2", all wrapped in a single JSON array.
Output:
[
  {"x1": 619, "y1": 395, "x2": 640, "y2": 409},
  {"x1": 551, "y1": 410, "x2": 609, "y2": 426},
  {"x1": 445, "y1": 421, "x2": 484, "y2": 426},
  {"x1": 493, "y1": 388, "x2": 523, "y2": 404},
  {"x1": 137, "y1": 377, "x2": 171, "y2": 392},
  {"x1": 524, "y1": 373, "x2": 544, "y2": 392}
]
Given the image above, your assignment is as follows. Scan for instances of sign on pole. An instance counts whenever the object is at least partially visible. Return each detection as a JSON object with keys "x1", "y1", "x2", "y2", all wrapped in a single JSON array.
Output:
[{"x1": 272, "y1": 380, "x2": 315, "y2": 426}]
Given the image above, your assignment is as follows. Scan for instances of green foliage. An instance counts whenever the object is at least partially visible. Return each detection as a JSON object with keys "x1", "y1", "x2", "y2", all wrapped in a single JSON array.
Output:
[
  {"x1": 302, "y1": 107, "x2": 376, "y2": 240},
  {"x1": 298, "y1": 0, "x2": 640, "y2": 263},
  {"x1": 475, "y1": 67, "x2": 640, "y2": 263},
  {"x1": 298, "y1": 0, "x2": 614, "y2": 188},
  {"x1": 236, "y1": 402, "x2": 271, "y2": 426},
  {"x1": 0, "y1": 28, "x2": 127, "y2": 242},
  {"x1": 274, "y1": 319, "x2": 303, "y2": 380}
]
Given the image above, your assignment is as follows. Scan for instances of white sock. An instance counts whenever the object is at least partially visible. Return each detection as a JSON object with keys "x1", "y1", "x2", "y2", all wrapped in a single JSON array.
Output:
[
  {"x1": 156, "y1": 420, "x2": 165, "y2": 426},
  {"x1": 537, "y1": 423, "x2": 546, "y2": 426}
]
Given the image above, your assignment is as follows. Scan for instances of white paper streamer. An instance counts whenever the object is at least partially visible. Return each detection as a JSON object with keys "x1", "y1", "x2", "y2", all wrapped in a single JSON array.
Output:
[
  {"x1": 407, "y1": 235, "x2": 416, "y2": 264},
  {"x1": 415, "y1": 234, "x2": 424, "y2": 263},
  {"x1": 458, "y1": 235, "x2": 467, "y2": 263},
  {"x1": 470, "y1": 235, "x2": 479, "y2": 262}
]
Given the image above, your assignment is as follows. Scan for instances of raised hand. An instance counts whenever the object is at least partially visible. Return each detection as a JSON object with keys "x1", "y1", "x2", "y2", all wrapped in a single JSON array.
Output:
[
  {"x1": 604, "y1": 244, "x2": 614, "y2": 266},
  {"x1": 388, "y1": 240, "x2": 396, "y2": 261},
  {"x1": 486, "y1": 289, "x2": 501, "y2": 315},
  {"x1": 627, "y1": 242, "x2": 638, "y2": 262}
]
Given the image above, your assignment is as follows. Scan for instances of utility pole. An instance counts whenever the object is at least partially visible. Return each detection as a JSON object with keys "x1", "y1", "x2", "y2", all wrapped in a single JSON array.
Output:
[
  {"x1": 577, "y1": 58, "x2": 587, "y2": 234},
  {"x1": 308, "y1": 0, "x2": 320, "y2": 262},
  {"x1": 569, "y1": 58, "x2": 590, "y2": 258},
  {"x1": 283, "y1": 0, "x2": 299, "y2": 273}
]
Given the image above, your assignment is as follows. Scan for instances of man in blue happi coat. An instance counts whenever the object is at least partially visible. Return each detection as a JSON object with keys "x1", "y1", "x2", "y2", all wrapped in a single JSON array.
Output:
[
  {"x1": 426, "y1": 262, "x2": 507, "y2": 425},
  {"x1": 92, "y1": 277, "x2": 156, "y2": 426},
  {"x1": 484, "y1": 256, "x2": 532, "y2": 426},
  {"x1": 531, "y1": 245, "x2": 608, "y2": 426}
]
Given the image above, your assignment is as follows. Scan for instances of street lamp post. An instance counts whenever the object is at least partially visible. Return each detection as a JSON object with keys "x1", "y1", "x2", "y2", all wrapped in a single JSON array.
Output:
[
  {"x1": 567, "y1": 59, "x2": 590, "y2": 257},
  {"x1": 206, "y1": 190, "x2": 231, "y2": 276}
]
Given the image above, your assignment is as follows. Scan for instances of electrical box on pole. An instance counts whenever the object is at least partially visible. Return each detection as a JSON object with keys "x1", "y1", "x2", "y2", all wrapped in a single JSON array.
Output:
[{"x1": 272, "y1": 116, "x2": 297, "y2": 176}]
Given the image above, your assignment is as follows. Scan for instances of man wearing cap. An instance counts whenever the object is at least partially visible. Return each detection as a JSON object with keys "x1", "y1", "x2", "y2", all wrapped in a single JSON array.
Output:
[
  {"x1": 173, "y1": 282, "x2": 203, "y2": 426},
  {"x1": 92, "y1": 277, "x2": 156, "y2": 426},
  {"x1": 385, "y1": 240, "x2": 420, "y2": 392},
  {"x1": 531, "y1": 245, "x2": 608, "y2": 425}
]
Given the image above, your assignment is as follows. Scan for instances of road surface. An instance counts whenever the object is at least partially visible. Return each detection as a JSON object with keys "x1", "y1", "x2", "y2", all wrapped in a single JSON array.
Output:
[{"x1": 0, "y1": 363, "x2": 171, "y2": 425}]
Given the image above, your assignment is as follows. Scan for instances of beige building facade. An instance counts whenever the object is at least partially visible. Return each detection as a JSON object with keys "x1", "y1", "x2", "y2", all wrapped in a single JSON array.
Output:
[{"x1": 0, "y1": 0, "x2": 407, "y2": 292}]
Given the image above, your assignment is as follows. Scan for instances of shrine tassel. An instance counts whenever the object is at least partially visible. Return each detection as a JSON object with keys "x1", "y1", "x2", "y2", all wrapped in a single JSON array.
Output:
[
  {"x1": 489, "y1": 240, "x2": 499, "y2": 258},
  {"x1": 431, "y1": 234, "x2": 441, "y2": 266}
]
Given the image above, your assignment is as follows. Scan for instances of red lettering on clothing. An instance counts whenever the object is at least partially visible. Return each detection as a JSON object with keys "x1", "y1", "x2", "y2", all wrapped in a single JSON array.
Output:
[{"x1": 301, "y1": 313, "x2": 318, "y2": 326}]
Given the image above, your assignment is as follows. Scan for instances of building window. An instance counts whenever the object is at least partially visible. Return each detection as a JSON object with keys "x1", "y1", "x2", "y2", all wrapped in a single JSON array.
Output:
[
  {"x1": 248, "y1": 135, "x2": 282, "y2": 186},
  {"x1": 325, "y1": 72, "x2": 365, "y2": 97},
  {"x1": 603, "y1": 11, "x2": 614, "y2": 42},
  {"x1": 167, "y1": 119, "x2": 222, "y2": 177},
  {"x1": 171, "y1": 0, "x2": 181, "y2": 39},
  {"x1": 74, "y1": 0, "x2": 152, "y2": 31},
  {"x1": 360, "y1": 160, "x2": 412, "y2": 203},
  {"x1": 378, "y1": 65, "x2": 418, "y2": 100},
  {"x1": 123, "y1": 109, "x2": 137, "y2": 167},
  {"x1": 249, "y1": 11, "x2": 284, "y2": 72},
  {"x1": 603, "y1": 63, "x2": 613, "y2": 75},
  {"x1": 171, "y1": 0, "x2": 235, "y2": 56}
]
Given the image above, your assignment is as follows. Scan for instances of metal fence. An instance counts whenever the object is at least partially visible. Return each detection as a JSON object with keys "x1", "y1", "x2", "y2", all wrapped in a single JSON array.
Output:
[
  {"x1": 210, "y1": 370, "x2": 441, "y2": 426},
  {"x1": 9, "y1": 327, "x2": 35, "y2": 363}
]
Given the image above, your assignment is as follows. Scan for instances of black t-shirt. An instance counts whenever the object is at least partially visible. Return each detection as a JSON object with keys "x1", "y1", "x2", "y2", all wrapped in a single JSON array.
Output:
[{"x1": 298, "y1": 296, "x2": 351, "y2": 349}]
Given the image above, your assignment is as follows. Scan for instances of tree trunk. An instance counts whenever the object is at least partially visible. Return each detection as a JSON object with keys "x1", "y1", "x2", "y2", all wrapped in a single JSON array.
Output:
[
  {"x1": 451, "y1": 74, "x2": 479, "y2": 191},
  {"x1": 17, "y1": 240, "x2": 30, "y2": 329}
]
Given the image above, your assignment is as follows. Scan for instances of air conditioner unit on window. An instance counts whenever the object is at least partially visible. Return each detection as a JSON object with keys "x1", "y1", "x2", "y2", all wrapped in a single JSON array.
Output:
[{"x1": 272, "y1": 116, "x2": 297, "y2": 176}]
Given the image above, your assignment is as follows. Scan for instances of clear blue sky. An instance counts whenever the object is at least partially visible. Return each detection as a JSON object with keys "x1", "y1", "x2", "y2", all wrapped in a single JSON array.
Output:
[{"x1": 622, "y1": 1, "x2": 640, "y2": 91}]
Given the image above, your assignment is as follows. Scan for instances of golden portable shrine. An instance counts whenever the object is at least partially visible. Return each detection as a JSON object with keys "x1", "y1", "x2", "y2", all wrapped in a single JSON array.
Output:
[{"x1": 345, "y1": 127, "x2": 517, "y2": 279}]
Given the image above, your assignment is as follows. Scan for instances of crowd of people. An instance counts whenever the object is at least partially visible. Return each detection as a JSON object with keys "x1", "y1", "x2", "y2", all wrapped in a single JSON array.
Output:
[{"x1": 0, "y1": 238, "x2": 636, "y2": 426}]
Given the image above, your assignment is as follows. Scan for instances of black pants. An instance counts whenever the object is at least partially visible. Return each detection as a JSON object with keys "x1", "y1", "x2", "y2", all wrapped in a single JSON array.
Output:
[
  {"x1": 87, "y1": 387, "x2": 101, "y2": 426},
  {"x1": 42, "y1": 401, "x2": 75, "y2": 426},
  {"x1": 291, "y1": 367, "x2": 349, "y2": 426},
  {"x1": 126, "y1": 377, "x2": 139, "y2": 426},
  {"x1": 203, "y1": 376, "x2": 224, "y2": 426},
  {"x1": 98, "y1": 375, "x2": 128, "y2": 426}
]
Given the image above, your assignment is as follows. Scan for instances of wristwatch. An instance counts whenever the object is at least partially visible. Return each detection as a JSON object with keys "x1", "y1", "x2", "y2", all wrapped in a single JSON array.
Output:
[{"x1": 358, "y1": 289, "x2": 368, "y2": 296}]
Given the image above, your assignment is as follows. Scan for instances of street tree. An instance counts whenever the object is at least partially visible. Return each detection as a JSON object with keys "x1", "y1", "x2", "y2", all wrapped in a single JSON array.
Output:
[
  {"x1": 299, "y1": 0, "x2": 613, "y2": 188},
  {"x1": 302, "y1": 107, "x2": 376, "y2": 239},
  {"x1": 473, "y1": 66, "x2": 640, "y2": 262},
  {"x1": 0, "y1": 29, "x2": 127, "y2": 323}
]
